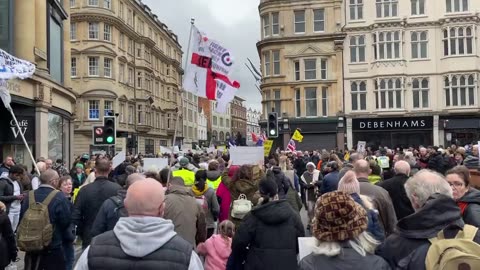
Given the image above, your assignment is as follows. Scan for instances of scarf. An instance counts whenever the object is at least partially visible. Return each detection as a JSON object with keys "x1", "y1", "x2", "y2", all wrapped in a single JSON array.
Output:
[{"x1": 192, "y1": 184, "x2": 209, "y2": 197}]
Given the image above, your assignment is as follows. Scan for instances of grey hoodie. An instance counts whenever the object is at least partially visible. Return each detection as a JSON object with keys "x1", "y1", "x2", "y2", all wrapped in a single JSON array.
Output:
[{"x1": 74, "y1": 216, "x2": 204, "y2": 270}]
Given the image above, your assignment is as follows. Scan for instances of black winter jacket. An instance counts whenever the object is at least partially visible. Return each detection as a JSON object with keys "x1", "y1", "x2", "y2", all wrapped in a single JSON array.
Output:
[
  {"x1": 0, "y1": 176, "x2": 16, "y2": 213},
  {"x1": 458, "y1": 188, "x2": 480, "y2": 227},
  {"x1": 90, "y1": 189, "x2": 127, "y2": 238},
  {"x1": 376, "y1": 193, "x2": 480, "y2": 270},
  {"x1": 377, "y1": 173, "x2": 414, "y2": 220},
  {"x1": 72, "y1": 176, "x2": 121, "y2": 248},
  {"x1": 228, "y1": 200, "x2": 305, "y2": 270},
  {"x1": 271, "y1": 167, "x2": 290, "y2": 199},
  {"x1": 0, "y1": 212, "x2": 16, "y2": 268}
]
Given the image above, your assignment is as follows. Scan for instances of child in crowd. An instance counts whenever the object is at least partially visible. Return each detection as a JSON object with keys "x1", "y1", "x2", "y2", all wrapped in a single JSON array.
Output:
[{"x1": 197, "y1": 220, "x2": 235, "y2": 270}]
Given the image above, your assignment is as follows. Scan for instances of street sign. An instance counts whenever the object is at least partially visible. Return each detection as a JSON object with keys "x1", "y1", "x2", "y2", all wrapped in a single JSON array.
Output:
[{"x1": 92, "y1": 126, "x2": 107, "y2": 145}]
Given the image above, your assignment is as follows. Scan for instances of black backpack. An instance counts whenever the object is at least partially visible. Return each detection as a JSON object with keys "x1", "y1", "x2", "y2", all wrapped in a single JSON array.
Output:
[{"x1": 109, "y1": 195, "x2": 128, "y2": 219}]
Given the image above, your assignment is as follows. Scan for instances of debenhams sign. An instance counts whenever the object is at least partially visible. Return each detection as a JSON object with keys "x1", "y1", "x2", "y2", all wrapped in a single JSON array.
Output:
[{"x1": 352, "y1": 117, "x2": 433, "y2": 131}]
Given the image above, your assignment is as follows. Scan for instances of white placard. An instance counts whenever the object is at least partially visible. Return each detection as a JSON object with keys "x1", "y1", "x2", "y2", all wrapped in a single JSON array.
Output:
[
  {"x1": 357, "y1": 141, "x2": 366, "y2": 153},
  {"x1": 207, "y1": 147, "x2": 215, "y2": 153},
  {"x1": 173, "y1": 146, "x2": 180, "y2": 153},
  {"x1": 298, "y1": 237, "x2": 318, "y2": 261},
  {"x1": 160, "y1": 146, "x2": 172, "y2": 154},
  {"x1": 230, "y1": 147, "x2": 264, "y2": 165},
  {"x1": 112, "y1": 151, "x2": 126, "y2": 169},
  {"x1": 143, "y1": 158, "x2": 169, "y2": 172}
]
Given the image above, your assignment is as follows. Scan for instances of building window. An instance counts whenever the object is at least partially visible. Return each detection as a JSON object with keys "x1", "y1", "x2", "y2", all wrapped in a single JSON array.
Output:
[
  {"x1": 128, "y1": 68, "x2": 133, "y2": 85},
  {"x1": 88, "y1": 100, "x2": 100, "y2": 120},
  {"x1": 88, "y1": 0, "x2": 98, "y2": 6},
  {"x1": 305, "y1": 87, "x2": 317, "y2": 117},
  {"x1": 127, "y1": 9, "x2": 132, "y2": 26},
  {"x1": 294, "y1": 61, "x2": 300, "y2": 81},
  {"x1": 273, "y1": 51, "x2": 280, "y2": 75},
  {"x1": 351, "y1": 81, "x2": 367, "y2": 111},
  {"x1": 119, "y1": 63, "x2": 125, "y2": 82},
  {"x1": 119, "y1": 103, "x2": 125, "y2": 122},
  {"x1": 304, "y1": 59, "x2": 316, "y2": 80},
  {"x1": 446, "y1": 0, "x2": 468, "y2": 13},
  {"x1": 321, "y1": 87, "x2": 328, "y2": 117},
  {"x1": 128, "y1": 105, "x2": 133, "y2": 124},
  {"x1": 294, "y1": 10, "x2": 305, "y2": 33},
  {"x1": 320, "y1": 59, "x2": 327, "y2": 80},
  {"x1": 263, "y1": 51, "x2": 271, "y2": 76},
  {"x1": 373, "y1": 31, "x2": 402, "y2": 60},
  {"x1": 375, "y1": 78, "x2": 403, "y2": 109},
  {"x1": 88, "y1": 22, "x2": 99, "y2": 39},
  {"x1": 313, "y1": 9, "x2": 325, "y2": 32},
  {"x1": 70, "y1": 0, "x2": 76, "y2": 7},
  {"x1": 220, "y1": 118, "x2": 224, "y2": 127},
  {"x1": 265, "y1": 90, "x2": 271, "y2": 114},
  {"x1": 104, "y1": 0, "x2": 111, "y2": 9},
  {"x1": 104, "y1": 100, "x2": 113, "y2": 116},
  {"x1": 213, "y1": 116, "x2": 217, "y2": 126},
  {"x1": 272, "y1": 12, "x2": 279, "y2": 35},
  {"x1": 411, "y1": 31, "x2": 428, "y2": 59},
  {"x1": 119, "y1": 2, "x2": 124, "y2": 19},
  {"x1": 71, "y1": 57, "x2": 77, "y2": 77},
  {"x1": 412, "y1": 78, "x2": 429, "y2": 108},
  {"x1": 119, "y1": 33, "x2": 124, "y2": 49},
  {"x1": 376, "y1": 0, "x2": 398, "y2": 18},
  {"x1": 128, "y1": 38, "x2": 133, "y2": 54},
  {"x1": 104, "y1": 58, "x2": 112, "y2": 78},
  {"x1": 48, "y1": 10, "x2": 63, "y2": 83},
  {"x1": 104, "y1": 24, "x2": 111, "y2": 41},
  {"x1": 444, "y1": 74, "x2": 476, "y2": 107},
  {"x1": 350, "y1": 0, "x2": 364, "y2": 20},
  {"x1": 262, "y1": 15, "x2": 270, "y2": 38},
  {"x1": 443, "y1": 26, "x2": 474, "y2": 56},
  {"x1": 273, "y1": 89, "x2": 281, "y2": 114},
  {"x1": 350, "y1": 35, "x2": 366, "y2": 63},
  {"x1": 88, "y1": 57, "x2": 99, "y2": 76},
  {"x1": 411, "y1": 0, "x2": 425, "y2": 15},
  {"x1": 295, "y1": 88, "x2": 301, "y2": 117},
  {"x1": 70, "y1": 23, "x2": 76, "y2": 40},
  {"x1": 138, "y1": 104, "x2": 143, "y2": 124}
]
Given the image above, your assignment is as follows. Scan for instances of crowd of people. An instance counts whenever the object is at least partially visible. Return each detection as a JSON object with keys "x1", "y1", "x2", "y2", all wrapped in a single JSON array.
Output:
[{"x1": 0, "y1": 143, "x2": 479, "y2": 269}]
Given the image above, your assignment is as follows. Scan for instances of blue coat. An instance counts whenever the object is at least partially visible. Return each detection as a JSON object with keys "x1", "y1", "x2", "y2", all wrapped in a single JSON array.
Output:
[{"x1": 320, "y1": 171, "x2": 340, "y2": 194}]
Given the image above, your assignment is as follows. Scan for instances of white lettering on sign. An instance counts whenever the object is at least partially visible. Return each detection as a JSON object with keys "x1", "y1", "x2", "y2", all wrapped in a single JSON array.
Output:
[
  {"x1": 10, "y1": 120, "x2": 28, "y2": 138},
  {"x1": 357, "y1": 119, "x2": 429, "y2": 130}
]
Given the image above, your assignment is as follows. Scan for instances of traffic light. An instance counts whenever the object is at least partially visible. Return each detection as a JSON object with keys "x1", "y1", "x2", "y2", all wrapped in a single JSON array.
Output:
[
  {"x1": 267, "y1": 112, "x2": 278, "y2": 138},
  {"x1": 103, "y1": 116, "x2": 116, "y2": 145}
]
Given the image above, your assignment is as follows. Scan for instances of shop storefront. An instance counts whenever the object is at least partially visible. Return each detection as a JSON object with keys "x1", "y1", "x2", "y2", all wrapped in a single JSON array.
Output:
[
  {"x1": 442, "y1": 116, "x2": 480, "y2": 146},
  {"x1": 351, "y1": 116, "x2": 433, "y2": 149}
]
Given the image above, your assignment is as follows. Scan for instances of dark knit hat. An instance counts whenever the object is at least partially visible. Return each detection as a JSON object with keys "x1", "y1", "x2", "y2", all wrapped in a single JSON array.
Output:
[
  {"x1": 312, "y1": 191, "x2": 367, "y2": 242},
  {"x1": 259, "y1": 177, "x2": 278, "y2": 198}
]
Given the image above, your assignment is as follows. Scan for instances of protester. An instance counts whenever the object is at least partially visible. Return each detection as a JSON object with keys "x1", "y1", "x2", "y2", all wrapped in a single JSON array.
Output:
[
  {"x1": 320, "y1": 161, "x2": 340, "y2": 194},
  {"x1": 192, "y1": 170, "x2": 219, "y2": 238},
  {"x1": 377, "y1": 160, "x2": 415, "y2": 220},
  {"x1": 172, "y1": 157, "x2": 197, "y2": 186},
  {"x1": 354, "y1": 159, "x2": 397, "y2": 236},
  {"x1": 0, "y1": 201, "x2": 16, "y2": 270},
  {"x1": 197, "y1": 220, "x2": 235, "y2": 270},
  {"x1": 72, "y1": 163, "x2": 87, "y2": 192},
  {"x1": 367, "y1": 161, "x2": 382, "y2": 185},
  {"x1": 91, "y1": 173, "x2": 146, "y2": 237},
  {"x1": 337, "y1": 171, "x2": 385, "y2": 241},
  {"x1": 300, "y1": 162, "x2": 322, "y2": 228},
  {"x1": 19, "y1": 169, "x2": 71, "y2": 270},
  {"x1": 376, "y1": 169, "x2": 480, "y2": 269},
  {"x1": 298, "y1": 191, "x2": 389, "y2": 270},
  {"x1": 269, "y1": 159, "x2": 290, "y2": 199},
  {"x1": 53, "y1": 159, "x2": 69, "y2": 177},
  {"x1": 445, "y1": 165, "x2": 480, "y2": 227},
  {"x1": 31, "y1": 161, "x2": 47, "y2": 190},
  {"x1": 216, "y1": 166, "x2": 238, "y2": 223},
  {"x1": 0, "y1": 156, "x2": 14, "y2": 177},
  {"x1": 206, "y1": 160, "x2": 222, "y2": 190},
  {"x1": 0, "y1": 165, "x2": 24, "y2": 223},
  {"x1": 74, "y1": 178, "x2": 204, "y2": 270},
  {"x1": 57, "y1": 176, "x2": 75, "y2": 270},
  {"x1": 72, "y1": 158, "x2": 122, "y2": 249},
  {"x1": 228, "y1": 177, "x2": 305, "y2": 270},
  {"x1": 164, "y1": 176, "x2": 207, "y2": 245}
]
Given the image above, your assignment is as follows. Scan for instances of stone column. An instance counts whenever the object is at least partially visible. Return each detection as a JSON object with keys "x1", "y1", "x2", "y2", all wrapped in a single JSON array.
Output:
[
  {"x1": 433, "y1": 115, "x2": 439, "y2": 146},
  {"x1": 14, "y1": 0, "x2": 35, "y2": 62},
  {"x1": 35, "y1": 106, "x2": 50, "y2": 159},
  {"x1": 347, "y1": 118, "x2": 353, "y2": 150}
]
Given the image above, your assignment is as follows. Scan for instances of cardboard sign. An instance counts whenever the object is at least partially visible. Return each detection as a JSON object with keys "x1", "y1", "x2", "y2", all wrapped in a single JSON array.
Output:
[
  {"x1": 112, "y1": 151, "x2": 126, "y2": 169},
  {"x1": 143, "y1": 158, "x2": 169, "y2": 172},
  {"x1": 230, "y1": 147, "x2": 264, "y2": 165},
  {"x1": 357, "y1": 141, "x2": 366, "y2": 153},
  {"x1": 263, "y1": 140, "x2": 273, "y2": 157}
]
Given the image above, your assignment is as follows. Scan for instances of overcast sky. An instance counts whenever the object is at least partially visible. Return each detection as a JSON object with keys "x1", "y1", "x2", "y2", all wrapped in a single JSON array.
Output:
[{"x1": 143, "y1": 0, "x2": 262, "y2": 110}]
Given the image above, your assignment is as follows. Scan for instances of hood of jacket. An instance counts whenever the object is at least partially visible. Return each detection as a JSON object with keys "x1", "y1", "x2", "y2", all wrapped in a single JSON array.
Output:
[
  {"x1": 113, "y1": 216, "x2": 177, "y2": 258},
  {"x1": 459, "y1": 188, "x2": 480, "y2": 204},
  {"x1": 167, "y1": 185, "x2": 194, "y2": 197},
  {"x1": 206, "y1": 170, "x2": 222, "y2": 181},
  {"x1": 209, "y1": 234, "x2": 232, "y2": 260},
  {"x1": 396, "y1": 193, "x2": 463, "y2": 239},
  {"x1": 233, "y1": 178, "x2": 257, "y2": 194},
  {"x1": 271, "y1": 166, "x2": 283, "y2": 175},
  {"x1": 251, "y1": 200, "x2": 292, "y2": 225}
]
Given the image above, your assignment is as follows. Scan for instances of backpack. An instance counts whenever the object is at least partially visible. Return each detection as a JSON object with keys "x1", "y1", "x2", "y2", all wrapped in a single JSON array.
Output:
[
  {"x1": 425, "y1": 224, "x2": 480, "y2": 270},
  {"x1": 231, "y1": 194, "x2": 252, "y2": 220},
  {"x1": 109, "y1": 195, "x2": 128, "y2": 219},
  {"x1": 17, "y1": 190, "x2": 59, "y2": 252}
]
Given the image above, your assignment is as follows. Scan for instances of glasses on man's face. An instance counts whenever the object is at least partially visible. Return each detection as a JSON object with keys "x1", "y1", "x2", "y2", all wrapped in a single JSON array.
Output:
[{"x1": 448, "y1": 182, "x2": 464, "y2": 188}]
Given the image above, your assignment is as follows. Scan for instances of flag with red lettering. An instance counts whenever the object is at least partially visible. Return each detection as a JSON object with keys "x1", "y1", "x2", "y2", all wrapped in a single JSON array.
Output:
[{"x1": 183, "y1": 25, "x2": 236, "y2": 100}]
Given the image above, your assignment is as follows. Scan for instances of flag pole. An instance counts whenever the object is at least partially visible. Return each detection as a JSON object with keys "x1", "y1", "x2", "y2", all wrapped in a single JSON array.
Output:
[
  {"x1": 167, "y1": 18, "x2": 195, "y2": 186},
  {"x1": 7, "y1": 106, "x2": 40, "y2": 175}
]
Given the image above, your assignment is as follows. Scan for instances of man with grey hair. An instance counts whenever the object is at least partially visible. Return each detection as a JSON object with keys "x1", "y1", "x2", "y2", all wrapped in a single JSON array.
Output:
[
  {"x1": 464, "y1": 144, "x2": 479, "y2": 169},
  {"x1": 376, "y1": 169, "x2": 480, "y2": 269},
  {"x1": 91, "y1": 173, "x2": 146, "y2": 237},
  {"x1": 378, "y1": 160, "x2": 414, "y2": 220},
  {"x1": 31, "y1": 161, "x2": 47, "y2": 190}
]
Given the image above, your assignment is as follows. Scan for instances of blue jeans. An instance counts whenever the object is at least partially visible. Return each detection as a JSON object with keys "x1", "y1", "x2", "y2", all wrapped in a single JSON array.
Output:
[{"x1": 62, "y1": 242, "x2": 74, "y2": 270}]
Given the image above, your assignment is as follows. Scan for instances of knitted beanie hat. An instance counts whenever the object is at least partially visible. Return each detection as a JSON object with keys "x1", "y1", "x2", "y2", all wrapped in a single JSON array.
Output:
[{"x1": 337, "y1": 170, "x2": 360, "y2": 195}]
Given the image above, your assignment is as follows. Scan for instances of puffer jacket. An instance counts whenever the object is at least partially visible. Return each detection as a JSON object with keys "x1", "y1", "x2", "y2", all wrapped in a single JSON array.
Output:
[
  {"x1": 197, "y1": 234, "x2": 232, "y2": 270},
  {"x1": 457, "y1": 188, "x2": 480, "y2": 227},
  {"x1": 270, "y1": 166, "x2": 290, "y2": 199},
  {"x1": 464, "y1": 155, "x2": 479, "y2": 169},
  {"x1": 228, "y1": 200, "x2": 305, "y2": 270}
]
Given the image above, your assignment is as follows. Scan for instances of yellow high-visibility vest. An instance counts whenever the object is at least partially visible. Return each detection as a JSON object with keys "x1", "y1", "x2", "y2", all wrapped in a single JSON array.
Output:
[
  {"x1": 207, "y1": 176, "x2": 222, "y2": 191},
  {"x1": 172, "y1": 169, "x2": 195, "y2": 186}
]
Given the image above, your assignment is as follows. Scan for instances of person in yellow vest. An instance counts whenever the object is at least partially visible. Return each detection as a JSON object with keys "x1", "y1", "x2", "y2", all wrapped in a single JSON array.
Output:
[
  {"x1": 172, "y1": 157, "x2": 196, "y2": 187},
  {"x1": 206, "y1": 160, "x2": 222, "y2": 191}
]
